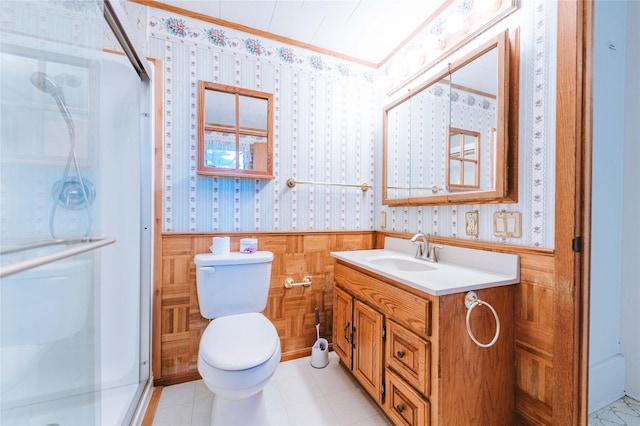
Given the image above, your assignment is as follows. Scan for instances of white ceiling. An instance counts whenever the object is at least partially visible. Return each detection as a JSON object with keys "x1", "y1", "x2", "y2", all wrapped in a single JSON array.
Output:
[{"x1": 156, "y1": 0, "x2": 447, "y2": 65}]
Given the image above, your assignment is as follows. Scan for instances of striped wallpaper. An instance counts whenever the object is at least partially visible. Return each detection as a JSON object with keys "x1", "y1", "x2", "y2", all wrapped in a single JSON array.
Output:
[{"x1": 141, "y1": 0, "x2": 556, "y2": 248}]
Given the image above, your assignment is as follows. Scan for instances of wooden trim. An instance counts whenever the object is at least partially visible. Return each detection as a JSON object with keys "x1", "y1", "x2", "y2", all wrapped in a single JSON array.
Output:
[
  {"x1": 507, "y1": 27, "x2": 520, "y2": 204},
  {"x1": 140, "y1": 387, "x2": 163, "y2": 426},
  {"x1": 151, "y1": 57, "x2": 164, "y2": 383},
  {"x1": 450, "y1": 81, "x2": 497, "y2": 99},
  {"x1": 579, "y1": 1, "x2": 594, "y2": 425},
  {"x1": 553, "y1": 1, "x2": 590, "y2": 424}
]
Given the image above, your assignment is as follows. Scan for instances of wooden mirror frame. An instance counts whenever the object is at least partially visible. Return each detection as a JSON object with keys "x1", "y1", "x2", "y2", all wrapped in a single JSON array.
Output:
[
  {"x1": 382, "y1": 29, "x2": 519, "y2": 206},
  {"x1": 197, "y1": 81, "x2": 274, "y2": 179}
]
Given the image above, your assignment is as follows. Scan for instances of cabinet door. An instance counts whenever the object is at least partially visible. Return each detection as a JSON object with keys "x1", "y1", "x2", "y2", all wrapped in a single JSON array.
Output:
[
  {"x1": 333, "y1": 286, "x2": 353, "y2": 368},
  {"x1": 353, "y1": 299, "x2": 384, "y2": 404}
]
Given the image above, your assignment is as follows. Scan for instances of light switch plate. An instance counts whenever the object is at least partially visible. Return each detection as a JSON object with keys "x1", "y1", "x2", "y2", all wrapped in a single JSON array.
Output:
[
  {"x1": 465, "y1": 210, "x2": 479, "y2": 236},
  {"x1": 493, "y1": 211, "x2": 522, "y2": 238}
]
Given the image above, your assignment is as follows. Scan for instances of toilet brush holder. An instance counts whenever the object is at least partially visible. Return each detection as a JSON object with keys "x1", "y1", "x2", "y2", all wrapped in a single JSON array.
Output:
[{"x1": 310, "y1": 338, "x2": 329, "y2": 368}]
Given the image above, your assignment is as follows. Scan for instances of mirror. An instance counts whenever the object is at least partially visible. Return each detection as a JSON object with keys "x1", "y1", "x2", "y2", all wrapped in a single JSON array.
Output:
[
  {"x1": 197, "y1": 81, "x2": 273, "y2": 178},
  {"x1": 383, "y1": 30, "x2": 517, "y2": 205}
]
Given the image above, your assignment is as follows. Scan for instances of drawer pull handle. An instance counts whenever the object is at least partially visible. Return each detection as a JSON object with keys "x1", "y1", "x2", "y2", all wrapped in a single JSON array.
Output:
[
  {"x1": 343, "y1": 322, "x2": 351, "y2": 343},
  {"x1": 395, "y1": 404, "x2": 405, "y2": 414},
  {"x1": 396, "y1": 350, "x2": 406, "y2": 359}
]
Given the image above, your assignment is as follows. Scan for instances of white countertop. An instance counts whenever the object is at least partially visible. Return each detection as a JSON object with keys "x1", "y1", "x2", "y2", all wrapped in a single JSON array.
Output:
[{"x1": 330, "y1": 237, "x2": 520, "y2": 296}]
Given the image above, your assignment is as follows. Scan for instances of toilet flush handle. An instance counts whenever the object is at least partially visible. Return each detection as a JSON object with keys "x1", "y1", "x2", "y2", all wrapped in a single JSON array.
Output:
[{"x1": 199, "y1": 266, "x2": 216, "y2": 274}]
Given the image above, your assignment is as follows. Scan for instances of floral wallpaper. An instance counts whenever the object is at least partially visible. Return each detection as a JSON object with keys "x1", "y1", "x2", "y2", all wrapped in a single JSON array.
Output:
[
  {"x1": 146, "y1": 8, "x2": 377, "y2": 233},
  {"x1": 148, "y1": 14, "x2": 375, "y2": 82},
  {"x1": 140, "y1": 0, "x2": 556, "y2": 248}
]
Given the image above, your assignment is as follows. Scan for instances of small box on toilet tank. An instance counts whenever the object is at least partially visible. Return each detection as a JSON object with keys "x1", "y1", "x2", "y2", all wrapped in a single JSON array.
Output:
[{"x1": 240, "y1": 238, "x2": 258, "y2": 254}]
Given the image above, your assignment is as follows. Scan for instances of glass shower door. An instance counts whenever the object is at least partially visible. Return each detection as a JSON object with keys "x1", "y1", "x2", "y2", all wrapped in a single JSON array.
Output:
[{"x1": 0, "y1": 1, "x2": 151, "y2": 424}]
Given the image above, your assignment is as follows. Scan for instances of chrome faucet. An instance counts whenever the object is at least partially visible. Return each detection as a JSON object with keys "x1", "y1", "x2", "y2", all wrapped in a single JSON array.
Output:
[
  {"x1": 410, "y1": 233, "x2": 429, "y2": 260},
  {"x1": 410, "y1": 233, "x2": 442, "y2": 263}
]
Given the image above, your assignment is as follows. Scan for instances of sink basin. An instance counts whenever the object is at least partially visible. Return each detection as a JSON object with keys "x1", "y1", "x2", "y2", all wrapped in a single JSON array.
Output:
[
  {"x1": 365, "y1": 255, "x2": 436, "y2": 272},
  {"x1": 330, "y1": 237, "x2": 520, "y2": 296}
]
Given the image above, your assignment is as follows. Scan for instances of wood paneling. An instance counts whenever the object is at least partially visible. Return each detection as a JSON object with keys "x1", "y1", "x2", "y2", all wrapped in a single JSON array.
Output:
[
  {"x1": 154, "y1": 228, "x2": 566, "y2": 425},
  {"x1": 154, "y1": 231, "x2": 374, "y2": 385}
]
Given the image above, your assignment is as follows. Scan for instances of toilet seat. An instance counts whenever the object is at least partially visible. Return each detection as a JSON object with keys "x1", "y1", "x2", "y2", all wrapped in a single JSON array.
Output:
[{"x1": 199, "y1": 312, "x2": 279, "y2": 371}]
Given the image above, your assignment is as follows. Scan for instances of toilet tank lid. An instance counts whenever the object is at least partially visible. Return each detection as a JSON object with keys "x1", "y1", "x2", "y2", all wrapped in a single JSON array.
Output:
[{"x1": 194, "y1": 251, "x2": 273, "y2": 266}]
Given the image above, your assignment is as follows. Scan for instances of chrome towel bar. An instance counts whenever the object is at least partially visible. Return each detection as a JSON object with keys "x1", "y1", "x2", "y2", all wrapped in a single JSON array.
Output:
[{"x1": 286, "y1": 178, "x2": 372, "y2": 193}]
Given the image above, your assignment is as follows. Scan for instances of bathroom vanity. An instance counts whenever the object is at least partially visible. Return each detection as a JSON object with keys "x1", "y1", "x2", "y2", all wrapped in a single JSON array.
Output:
[{"x1": 331, "y1": 237, "x2": 519, "y2": 425}]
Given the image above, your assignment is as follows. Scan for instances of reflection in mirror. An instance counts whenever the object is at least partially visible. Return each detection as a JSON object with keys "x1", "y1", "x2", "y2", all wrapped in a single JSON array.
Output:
[
  {"x1": 447, "y1": 127, "x2": 480, "y2": 190},
  {"x1": 382, "y1": 29, "x2": 514, "y2": 205},
  {"x1": 198, "y1": 81, "x2": 273, "y2": 178},
  {"x1": 448, "y1": 45, "x2": 497, "y2": 192},
  {"x1": 385, "y1": 100, "x2": 411, "y2": 201}
]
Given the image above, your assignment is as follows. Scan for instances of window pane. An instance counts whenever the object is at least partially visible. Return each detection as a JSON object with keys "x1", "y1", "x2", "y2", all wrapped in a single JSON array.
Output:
[
  {"x1": 240, "y1": 135, "x2": 268, "y2": 171},
  {"x1": 204, "y1": 90, "x2": 235, "y2": 127},
  {"x1": 238, "y1": 95, "x2": 267, "y2": 131},
  {"x1": 463, "y1": 134, "x2": 477, "y2": 159},
  {"x1": 203, "y1": 131, "x2": 238, "y2": 169},
  {"x1": 449, "y1": 160, "x2": 461, "y2": 185},
  {"x1": 464, "y1": 161, "x2": 476, "y2": 185}
]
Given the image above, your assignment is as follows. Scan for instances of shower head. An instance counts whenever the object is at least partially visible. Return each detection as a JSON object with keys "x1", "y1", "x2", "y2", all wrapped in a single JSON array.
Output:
[
  {"x1": 30, "y1": 72, "x2": 63, "y2": 95},
  {"x1": 30, "y1": 71, "x2": 75, "y2": 147}
]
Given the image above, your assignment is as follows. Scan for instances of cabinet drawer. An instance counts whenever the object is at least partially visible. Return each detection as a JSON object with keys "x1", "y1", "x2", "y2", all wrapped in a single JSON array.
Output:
[
  {"x1": 334, "y1": 263, "x2": 432, "y2": 337},
  {"x1": 385, "y1": 369, "x2": 430, "y2": 426},
  {"x1": 386, "y1": 320, "x2": 430, "y2": 396}
]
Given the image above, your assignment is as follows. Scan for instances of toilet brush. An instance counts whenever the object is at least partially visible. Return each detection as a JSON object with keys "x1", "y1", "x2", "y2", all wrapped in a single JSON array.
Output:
[
  {"x1": 315, "y1": 308, "x2": 321, "y2": 342},
  {"x1": 311, "y1": 307, "x2": 329, "y2": 368}
]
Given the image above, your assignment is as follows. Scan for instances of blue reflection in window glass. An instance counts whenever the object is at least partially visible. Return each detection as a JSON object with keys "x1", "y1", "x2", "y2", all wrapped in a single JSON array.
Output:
[{"x1": 205, "y1": 148, "x2": 244, "y2": 169}]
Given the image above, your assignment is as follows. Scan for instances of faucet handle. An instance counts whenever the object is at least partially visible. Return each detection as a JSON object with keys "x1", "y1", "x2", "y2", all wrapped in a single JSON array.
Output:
[{"x1": 429, "y1": 245, "x2": 444, "y2": 262}]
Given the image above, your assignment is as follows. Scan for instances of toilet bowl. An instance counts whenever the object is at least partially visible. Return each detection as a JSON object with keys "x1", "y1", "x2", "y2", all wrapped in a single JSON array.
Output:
[
  {"x1": 193, "y1": 251, "x2": 280, "y2": 425},
  {"x1": 198, "y1": 312, "x2": 281, "y2": 400}
]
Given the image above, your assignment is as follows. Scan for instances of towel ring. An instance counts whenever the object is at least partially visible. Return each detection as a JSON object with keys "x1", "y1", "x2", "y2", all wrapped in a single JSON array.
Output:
[{"x1": 464, "y1": 291, "x2": 500, "y2": 348}]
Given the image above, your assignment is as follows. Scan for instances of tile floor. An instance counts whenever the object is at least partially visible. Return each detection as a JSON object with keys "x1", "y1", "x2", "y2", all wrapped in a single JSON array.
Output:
[
  {"x1": 152, "y1": 351, "x2": 640, "y2": 426},
  {"x1": 589, "y1": 396, "x2": 640, "y2": 426},
  {"x1": 151, "y1": 352, "x2": 392, "y2": 426}
]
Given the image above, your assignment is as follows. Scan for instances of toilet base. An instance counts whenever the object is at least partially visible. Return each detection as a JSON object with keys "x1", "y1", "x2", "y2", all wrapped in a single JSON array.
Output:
[{"x1": 211, "y1": 389, "x2": 269, "y2": 426}]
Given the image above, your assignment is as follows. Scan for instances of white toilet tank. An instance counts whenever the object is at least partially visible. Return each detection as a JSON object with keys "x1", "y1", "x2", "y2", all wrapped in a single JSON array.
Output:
[{"x1": 194, "y1": 251, "x2": 274, "y2": 319}]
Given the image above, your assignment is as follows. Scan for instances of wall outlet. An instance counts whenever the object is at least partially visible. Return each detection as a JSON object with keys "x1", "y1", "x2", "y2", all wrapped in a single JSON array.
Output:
[{"x1": 465, "y1": 211, "x2": 479, "y2": 236}]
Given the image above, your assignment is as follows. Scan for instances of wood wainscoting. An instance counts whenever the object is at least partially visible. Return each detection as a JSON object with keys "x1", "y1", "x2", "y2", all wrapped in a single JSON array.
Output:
[
  {"x1": 154, "y1": 231, "x2": 375, "y2": 386},
  {"x1": 155, "y1": 230, "x2": 555, "y2": 425}
]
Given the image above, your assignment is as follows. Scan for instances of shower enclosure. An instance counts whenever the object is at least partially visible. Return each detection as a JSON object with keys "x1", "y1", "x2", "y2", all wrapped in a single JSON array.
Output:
[{"x1": 0, "y1": 1, "x2": 152, "y2": 424}]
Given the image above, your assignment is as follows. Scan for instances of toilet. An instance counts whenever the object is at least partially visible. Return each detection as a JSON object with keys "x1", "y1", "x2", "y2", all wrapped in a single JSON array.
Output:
[{"x1": 194, "y1": 251, "x2": 280, "y2": 426}]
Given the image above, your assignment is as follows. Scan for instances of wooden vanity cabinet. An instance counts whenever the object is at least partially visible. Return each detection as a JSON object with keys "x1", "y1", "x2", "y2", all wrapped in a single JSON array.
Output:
[
  {"x1": 333, "y1": 286, "x2": 384, "y2": 403},
  {"x1": 332, "y1": 262, "x2": 515, "y2": 426}
]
